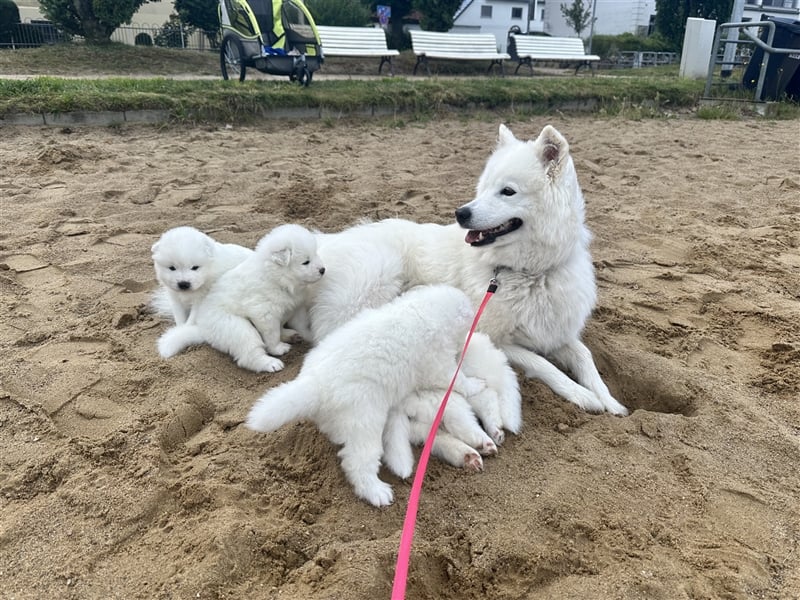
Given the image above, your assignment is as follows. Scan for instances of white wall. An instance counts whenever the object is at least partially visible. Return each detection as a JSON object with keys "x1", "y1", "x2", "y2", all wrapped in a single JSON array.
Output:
[{"x1": 19, "y1": 1, "x2": 175, "y2": 25}]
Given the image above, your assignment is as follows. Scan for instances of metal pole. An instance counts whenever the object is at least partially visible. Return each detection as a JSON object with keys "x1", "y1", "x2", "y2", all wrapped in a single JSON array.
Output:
[{"x1": 721, "y1": 0, "x2": 745, "y2": 76}]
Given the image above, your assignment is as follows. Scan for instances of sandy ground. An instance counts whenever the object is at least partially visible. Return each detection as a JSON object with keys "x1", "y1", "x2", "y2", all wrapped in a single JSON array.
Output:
[{"x1": 0, "y1": 116, "x2": 799, "y2": 600}]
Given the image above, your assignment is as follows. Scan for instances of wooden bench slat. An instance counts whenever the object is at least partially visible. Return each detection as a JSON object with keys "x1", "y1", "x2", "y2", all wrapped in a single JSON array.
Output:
[
  {"x1": 509, "y1": 34, "x2": 600, "y2": 75},
  {"x1": 409, "y1": 30, "x2": 509, "y2": 76},
  {"x1": 316, "y1": 26, "x2": 398, "y2": 74}
]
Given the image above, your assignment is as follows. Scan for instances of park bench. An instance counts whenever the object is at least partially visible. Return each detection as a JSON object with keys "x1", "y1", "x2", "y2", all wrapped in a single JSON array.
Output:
[
  {"x1": 508, "y1": 33, "x2": 600, "y2": 75},
  {"x1": 317, "y1": 25, "x2": 399, "y2": 76},
  {"x1": 409, "y1": 30, "x2": 509, "y2": 76}
]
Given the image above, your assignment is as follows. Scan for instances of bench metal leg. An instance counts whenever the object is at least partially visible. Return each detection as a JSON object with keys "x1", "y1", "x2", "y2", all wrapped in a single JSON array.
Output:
[
  {"x1": 515, "y1": 58, "x2": 533, "y2": 76},
  {"x1": 488, "y1": 59, "x2": 505, "y2": 77},
  {"x1": 379, "y1": 55, "x2": 394, "y2": 77},
  {"x1": 413, "y1": 55, "x2": 430, "y2": 76}
]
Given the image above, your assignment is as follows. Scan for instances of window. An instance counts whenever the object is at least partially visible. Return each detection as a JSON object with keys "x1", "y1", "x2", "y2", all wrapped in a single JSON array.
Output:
[
  {"x1": 481, "y1": 5, "x2": 493, "y2": 18},
  {"x1": 511, "y1": 7, "x2": 523, "y2": 19}
]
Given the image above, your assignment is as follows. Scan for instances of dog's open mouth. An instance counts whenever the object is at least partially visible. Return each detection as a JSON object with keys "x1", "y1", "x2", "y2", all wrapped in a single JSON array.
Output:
[{"x1": 464, "y1": 218, "x2": 523, "y2": 247}]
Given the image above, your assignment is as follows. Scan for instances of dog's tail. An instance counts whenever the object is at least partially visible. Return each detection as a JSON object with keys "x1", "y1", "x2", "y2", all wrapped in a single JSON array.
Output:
[
  {"x1": 157, "y1": 324, "x2": 205, "y2": 359},
  {"x1": 246, "y1": 379, "x2": 317, "y2": 432}
]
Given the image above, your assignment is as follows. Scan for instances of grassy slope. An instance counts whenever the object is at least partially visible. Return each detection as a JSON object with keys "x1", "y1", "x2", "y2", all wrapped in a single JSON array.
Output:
[{"x1": 0, "y1": 43, "x2": 795, "y2": 122}]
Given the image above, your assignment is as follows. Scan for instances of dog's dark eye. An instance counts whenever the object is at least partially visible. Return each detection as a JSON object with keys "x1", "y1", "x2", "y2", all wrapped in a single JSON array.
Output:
[
  {"x1": 191, "y1": 266, "x2": 200, "y2": 271},
  {"x1": 302, "y1": 260, "x2": 310, "y2": 266},
  {"x1": 500, "y1": 187, "x2": 516, "y2": 196},
  {"x1": 168, "y1": 266, "x2": 176, "y2": 271}
]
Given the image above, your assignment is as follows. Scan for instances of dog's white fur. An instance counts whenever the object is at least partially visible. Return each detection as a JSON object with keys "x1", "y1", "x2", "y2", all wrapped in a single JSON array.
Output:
[
  {"x1": 247, "y1": 284, "x2": 484, "y2": 507},
  {"x1": 381, "y1": 331, "x2": 522, "y2": 478},
  {"x1": 151, "y1": 226, "x2": 252, "y2": 325},
  {"x1": 158, "y1": 224, "x2": 325, "y2": 373},
  {"x1": 307, "y1": 124, "x2": 627, "y2": 416}
]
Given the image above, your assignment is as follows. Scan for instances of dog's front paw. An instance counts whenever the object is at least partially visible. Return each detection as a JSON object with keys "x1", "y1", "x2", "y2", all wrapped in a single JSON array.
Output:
[
  {"x1": 598, "y1": 393, "x2": 629, "y2": 416},
  {"x1": 357, "y1": 481, "x2": 394, "y2": 507}
]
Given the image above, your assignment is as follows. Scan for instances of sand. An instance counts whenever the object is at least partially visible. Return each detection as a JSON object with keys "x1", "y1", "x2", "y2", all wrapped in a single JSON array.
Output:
[{"x1": 0, "y1": 116, "x2": 798, "y2": 600}]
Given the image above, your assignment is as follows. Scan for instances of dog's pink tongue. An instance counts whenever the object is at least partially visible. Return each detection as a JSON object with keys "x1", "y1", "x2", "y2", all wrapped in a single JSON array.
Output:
[{"x1": 465, "y1": 230, "x2": 481, "y2": 244}]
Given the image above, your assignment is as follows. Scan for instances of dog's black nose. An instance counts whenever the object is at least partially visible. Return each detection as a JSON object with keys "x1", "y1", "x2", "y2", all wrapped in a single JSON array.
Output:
[
  {"x1": 319, "y1": 267, "x2": 326, "y2": 275},
  {"x1": 177, "y1": 281, "x2": 191, "y2": 290},
  {"x1": 455, "y1": 206, "x2": 471, "y2": 226}
]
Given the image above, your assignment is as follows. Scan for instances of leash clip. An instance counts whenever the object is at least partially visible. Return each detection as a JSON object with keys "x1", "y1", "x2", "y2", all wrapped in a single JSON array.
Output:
[{"x1": 488, "y1": 277, "x2": 498, "y2": 293}]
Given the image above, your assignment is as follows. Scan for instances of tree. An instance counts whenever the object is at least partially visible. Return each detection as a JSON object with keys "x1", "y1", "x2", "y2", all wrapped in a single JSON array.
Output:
[
  {"x1": 174, "y1": 0, "x2": 219, "y2": 46},
  {"x1": 306, "y1": 0, "x2": 372, "y2": 27},
  {"x1": 560, "y1": 0, "x2": 594, "y2": 37},
  {"x1": 0, "y1": 0, "x2": 21, "y2": 46},
  {"x1": 654, "y1": 0, "x2": 732, "y2": 50},
  {"x1": 415, "y1": 0, "x2": 462, "y2": 31},
  {"x1": 369, "y1": 0, "x2": 413, "y2": 51},
  {"x1": 40, "y1": 0, "x2": 151, "y2": 44}
]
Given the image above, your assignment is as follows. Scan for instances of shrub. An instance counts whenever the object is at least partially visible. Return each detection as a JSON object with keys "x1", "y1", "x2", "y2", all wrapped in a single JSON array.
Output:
[{"x1": 0, "y1": 0, "x2": 20, "y2": 46}]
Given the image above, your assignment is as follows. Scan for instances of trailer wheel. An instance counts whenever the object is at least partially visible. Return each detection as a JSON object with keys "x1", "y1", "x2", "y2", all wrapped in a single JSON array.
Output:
[{"x1": 220, "y1": 34, "x2": 246, "y2": 82}]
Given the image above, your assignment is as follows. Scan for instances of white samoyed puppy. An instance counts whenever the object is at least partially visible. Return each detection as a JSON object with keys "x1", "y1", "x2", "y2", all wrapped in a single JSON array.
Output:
[
  {"x1": 381, "y1": 331, "x2": 522, "y2": 478},
  {"x1": 246, "y1": 284, "x2": 483, "y2": 507},
  {"x1": 151, "y1": 226, "x2": 252, "y2": 325},
  {"x1": 157, "y1": 224, "x2": 325, "y2": 373}
]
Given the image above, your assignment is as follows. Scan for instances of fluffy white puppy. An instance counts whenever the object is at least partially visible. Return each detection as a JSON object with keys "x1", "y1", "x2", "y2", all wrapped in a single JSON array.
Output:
[
  {"x1": 246, "y1": 284, "x2": 479, "y2": 507},
  {"x1": 151, "y1": 226, "x2": 252, "y2": 325},
  {"x1": 382, "y1": 332, "x2": 522, "y2": 478},
  {"x1": 158, "y1": 224, "x2": 325, "y2": 373}
]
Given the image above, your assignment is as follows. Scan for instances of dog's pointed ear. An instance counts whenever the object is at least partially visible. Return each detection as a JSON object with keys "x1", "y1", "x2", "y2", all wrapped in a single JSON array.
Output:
[
  {"x1": 151, "y1": 241, "x2": 160, "y2": 256},
  {"x1": 535, "y1": 125, "x2": 570, "y2": 181},
  {"x1": 271, "y1": 248, "x2": 291, "y2": 267},
  {"x1": 497, "y1": 123, "x2": 516, "y2": 148}
]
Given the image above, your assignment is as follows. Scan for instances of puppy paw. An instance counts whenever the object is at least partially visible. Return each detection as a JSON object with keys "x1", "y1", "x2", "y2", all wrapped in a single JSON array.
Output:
[
  {"x1": 280, "y1": 327, "x2": 304, "y2": 344},
  {"x1": 270, "y1": 342, "x2": 292, "y2": 357},
  {"x1": 239, "y1": 355, "x2": 284, "y2": 373},
  {"x1": 476, "y1": 439, "x2": 497, "y2": 456},
  {"x1": 464, "y1": 451, "x2": 484, "y2": 472},
  {"x1": 488, "y1": 427, "x2": 505, "y2": 446},
  {"x1": 357, "y1": 481, "x2": 394, "y2": 507}
]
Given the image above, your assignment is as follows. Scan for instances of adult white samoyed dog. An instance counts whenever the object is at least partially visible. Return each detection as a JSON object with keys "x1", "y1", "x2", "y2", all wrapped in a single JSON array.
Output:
[{"x1": 304, "y1": 124, "x2": 628, "y2": 416}]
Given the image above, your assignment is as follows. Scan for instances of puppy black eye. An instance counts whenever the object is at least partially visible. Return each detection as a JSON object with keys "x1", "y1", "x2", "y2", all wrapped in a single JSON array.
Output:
[
  {"x1": 191, "y1": 266, "x2": 200, "y2": 271},
  {"x1": 500, "y1": 187, "x2": 516, "y2": 196},
  {"x1": 168, "y1": 266, "x2": 176, "y2": 271},
  {"x1": 302, "y1": 260, "x2": 310, "y2": 265}
]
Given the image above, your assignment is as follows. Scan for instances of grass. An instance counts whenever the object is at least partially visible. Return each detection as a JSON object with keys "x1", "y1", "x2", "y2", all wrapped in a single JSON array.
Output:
[{"x1": 0, "y1": 42, "x2": 797, "y2": 122}]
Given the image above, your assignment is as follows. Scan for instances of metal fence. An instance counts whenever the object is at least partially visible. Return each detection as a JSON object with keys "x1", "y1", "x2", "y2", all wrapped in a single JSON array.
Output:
[{"x1": 0, "y1": 21, "x2": 218, "y2": 51}]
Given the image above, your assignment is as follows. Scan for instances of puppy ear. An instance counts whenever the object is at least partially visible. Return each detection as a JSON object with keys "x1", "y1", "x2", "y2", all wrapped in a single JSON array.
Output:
[
  {"x1": 497, "y1": 124, "x2": 516, "y2": 148},
  {"x1": 271, "y1": 248, "x2": 291, "y2": 267},
  {"x1": 535, "y1": 125, "x2": 570, "y2": 181},
  {"x1": 151, "y1": 241, "x2": 160, "y2": 256}
]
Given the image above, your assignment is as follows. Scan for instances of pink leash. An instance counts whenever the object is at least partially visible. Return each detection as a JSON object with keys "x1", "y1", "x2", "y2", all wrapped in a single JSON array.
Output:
[{"x1": 391, "y1": 278, "x2": 498, "y2": 600}]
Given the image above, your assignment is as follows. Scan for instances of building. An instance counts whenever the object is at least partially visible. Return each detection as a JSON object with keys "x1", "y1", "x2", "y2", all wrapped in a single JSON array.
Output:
[{"x1": 451, "y1": 0, "x2": 798, "y2": 51}]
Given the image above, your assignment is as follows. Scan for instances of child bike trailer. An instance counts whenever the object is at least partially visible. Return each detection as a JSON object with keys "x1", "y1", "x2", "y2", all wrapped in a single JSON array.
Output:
[{"x1": 219, "y1": 0, "x2": 323, "y2": 85}]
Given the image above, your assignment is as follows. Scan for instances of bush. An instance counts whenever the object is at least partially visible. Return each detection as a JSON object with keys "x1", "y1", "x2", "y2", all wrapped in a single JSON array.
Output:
[
  {"x1": 155, "y1": 14, "x2": 194, "y2": 48},
  {"x1": 305, "y1": 0, "x2": 372, "y2": 27},
  {"x1": 0, "y1": 0, "x2": 20, "y2": 46}
]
